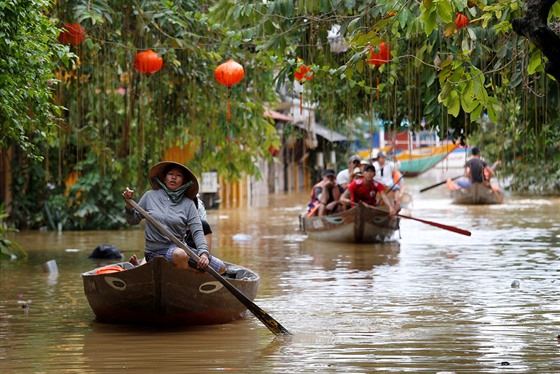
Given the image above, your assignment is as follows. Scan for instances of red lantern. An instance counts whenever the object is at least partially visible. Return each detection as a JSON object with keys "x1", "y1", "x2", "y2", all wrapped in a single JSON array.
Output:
[
  {"x1": 454, "y1": 13, "x2": 469, "y2": 29},
  {"x1": 134, "y1": 50, "x2": 163, "y2": 76},
  {"x1": 59, "y1": 23, "x2": 86, "y2": 45},
  {"x1": 294, "y1": 59, "x2": 314, "y2": 114},
  {"x1": 367, "y1": 42, "x2": 392, "y2": 100},
  {"x1": 215, "y1": 59, "x2": 245, "y2": 120},
  {"x1": 367, "y1": 42, "x2": 392, "y2": 67},
  {"x1": 294, "y1": 63, "x2": 314, "y2": 83},
  {"x1": 269, "y1": 145, "x2": 280, "y2": 157}
]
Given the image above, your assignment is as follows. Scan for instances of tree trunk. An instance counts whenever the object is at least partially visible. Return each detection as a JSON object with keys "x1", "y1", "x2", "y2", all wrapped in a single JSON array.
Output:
[{"x1": 512, "y1": 0, "x2": 560, "y2": 83}]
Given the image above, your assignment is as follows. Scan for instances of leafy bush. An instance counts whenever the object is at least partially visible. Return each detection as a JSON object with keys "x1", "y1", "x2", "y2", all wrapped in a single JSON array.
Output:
[
  {"x1": 65, "y1": 155, "x2": 128, "y2": 230},
  {"x1": 0, "y1": 204, "x2": 27, "y2": 259},
  {"x1": 470, "y1": 116, "x2": 560, "y2": 195}
]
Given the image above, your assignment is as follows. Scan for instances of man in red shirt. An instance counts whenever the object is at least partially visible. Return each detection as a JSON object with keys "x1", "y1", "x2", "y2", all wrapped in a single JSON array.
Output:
[{"x1": 340, "y1": 164, "x2": 397, "y2": 216}]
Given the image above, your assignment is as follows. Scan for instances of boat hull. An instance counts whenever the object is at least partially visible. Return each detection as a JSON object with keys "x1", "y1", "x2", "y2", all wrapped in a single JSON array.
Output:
[
  {"x1": 450, "y1": 183, "x2": 504, "y2": 205},
  {"x1": 397, "y1": 144, "x2": 459, "y2": 176},
  {"x1": 82, "y1": 257, "x2": 259, "y2": 326},
  {"x1": 301, "y1": 203, "x2": 399, "y2": 243}
]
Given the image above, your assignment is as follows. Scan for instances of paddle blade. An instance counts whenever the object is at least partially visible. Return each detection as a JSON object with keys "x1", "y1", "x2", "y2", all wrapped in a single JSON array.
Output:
[
  {"x1": 204, "y1": 264, "x2": 290, "y2": 335},
  {"x1": 399, "y1": 214, "x2": 471, "y2": 236}
]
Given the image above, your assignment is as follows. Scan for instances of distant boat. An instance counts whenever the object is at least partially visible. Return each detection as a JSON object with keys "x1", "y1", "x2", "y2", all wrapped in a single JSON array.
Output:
[
  {"x1": 82, "y1": 257, "x2": 260, "y2": 326},
  {"x1": 393, "y1": 143, "x2": 459, "y2": 177},
  {"x1": 446, "y1": 179, "x2": 504, "y2": 205},
  {"x1": 301, "y1": 202, "x2": 400, "y2": 243},
  {"x1": 356, "y1": 130, "x2": 459, "y2": 176}
]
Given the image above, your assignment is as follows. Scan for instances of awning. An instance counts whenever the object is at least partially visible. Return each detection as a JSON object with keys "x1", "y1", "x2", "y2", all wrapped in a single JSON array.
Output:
[
  {"x1": 293, "y1": 121, "x2": 348, "y2": 142},
  {"x1": 264, "y1": 108, "x2": 293, "y2": 122}
]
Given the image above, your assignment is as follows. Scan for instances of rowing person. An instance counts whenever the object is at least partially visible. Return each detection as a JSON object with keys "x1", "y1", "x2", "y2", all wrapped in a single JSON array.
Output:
[
  {"x1": 340, "y1": 164, "x2": 397, "y2": 216},
  {"x1": 458, "y1": 147, "x2": 501, "y2": 188},
  {"x1": 122, "y1": 161, "x2": 226, "y2": 274}
]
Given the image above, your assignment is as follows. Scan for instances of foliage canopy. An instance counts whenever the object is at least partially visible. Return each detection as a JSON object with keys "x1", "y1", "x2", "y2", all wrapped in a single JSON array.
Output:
[{"x1": 2, "y1": 0, "x2": 559, "y2": 229}]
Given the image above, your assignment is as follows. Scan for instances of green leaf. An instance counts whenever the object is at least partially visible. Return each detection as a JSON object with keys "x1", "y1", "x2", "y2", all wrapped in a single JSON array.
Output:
[
  {"x1": 447, "y1": 90, "x2": 461, "y2": 117},
  {"x1": 460, "y1": 90, "x2": 478, "y2": 113},
  {"x1": 347, "y1": 17, "x2": 361, "y2": 33},
  {"x1": 470, "y1": 104, "x2": 483, "y2": 121},
  {"x1": 527, "y1": 50, "x2": 543, "y2": 74},
  {"x1": 486, "y1": 97, "x2": 500, "y2": 122},
  {"x1": 435, "y1": 0, "x2": 453, "y2": 23}
]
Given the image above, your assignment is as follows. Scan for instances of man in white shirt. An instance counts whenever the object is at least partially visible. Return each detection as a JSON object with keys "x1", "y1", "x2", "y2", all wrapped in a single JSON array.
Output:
[
  {"x1": 372, "y1": 151, "x2": 401, "y2": 203},
  {"x1": 336, "y1": 154, "x2": 361, "y2": 189}
]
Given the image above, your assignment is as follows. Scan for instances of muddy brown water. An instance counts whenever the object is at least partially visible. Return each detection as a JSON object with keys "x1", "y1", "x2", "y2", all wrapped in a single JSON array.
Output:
[{"x1": 1, "y1": 174, "x2": 559, "y2": 373}]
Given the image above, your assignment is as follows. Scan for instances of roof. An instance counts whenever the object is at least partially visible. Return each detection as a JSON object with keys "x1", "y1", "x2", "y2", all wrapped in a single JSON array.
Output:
[
  {"x1": 293, "y1": 121, "x2": 348, "y2": 142},
  {"x1": 264, "y1": 108, "x2": 293, "y2": 122}
]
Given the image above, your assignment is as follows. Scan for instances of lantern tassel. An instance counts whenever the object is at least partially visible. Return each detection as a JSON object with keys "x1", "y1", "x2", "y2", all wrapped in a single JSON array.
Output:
[
  {"x1": 376, "y1": 76, "x2": 380, "y2": 101},
  {"x1": 227, "y1": 88, "x2": 231, "y2": 121},
  {"x1": 299, "y1": 93, "x2": 303, "y2": 115}
]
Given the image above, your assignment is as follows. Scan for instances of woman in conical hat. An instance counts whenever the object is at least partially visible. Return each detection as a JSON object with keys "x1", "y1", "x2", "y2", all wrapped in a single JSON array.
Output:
[{"x1": 122, "y1": 161, "x2": 226, "y2": 274}]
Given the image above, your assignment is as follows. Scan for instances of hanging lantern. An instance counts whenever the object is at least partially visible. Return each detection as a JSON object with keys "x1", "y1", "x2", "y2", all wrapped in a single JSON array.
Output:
[
  {"x1": 454, "y1": 13, "x2": 469, "y2": 29},
  {"x1": 367, "y1": 42, "x2": 392, "y2": 67},
  {"x1": 59, "y1": 23, "x2": 86, "y2": 45},
  {"x1": 214, "y1": 59, "x2": 245, "y2": 120},
  {"x1": 327, "y1": 24, "x2": 348, "y2": 54},
  {"x1": 269, "y1": 145, "x2": 280, "y2": 157},
  {"x1": 134, "y1": 50, "x2": 163, "y2": 76},
  {"x1": 367, "y1": 42, "x2": 392, "y2": 100},
  {"x1": 294, "y1": 59, "x2": 314, "y2": 114}
]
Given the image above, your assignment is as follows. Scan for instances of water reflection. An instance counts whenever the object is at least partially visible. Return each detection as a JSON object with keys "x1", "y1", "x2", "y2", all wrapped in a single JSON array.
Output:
[
  {"x1": 301, "y1": 240, "x2": 400, "y2": 271},
  {"x1": 82, "y1": 323, "x2": 278, "y2": 373}
]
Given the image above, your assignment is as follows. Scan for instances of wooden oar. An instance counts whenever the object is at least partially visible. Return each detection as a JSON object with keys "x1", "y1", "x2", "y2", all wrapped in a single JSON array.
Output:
[
  {"x1": 420, "y1": 175, "x2": 463, "y2": 193},
  {"x1": 490, "y1": 185, "x2": 504, "y2": 204},
  {"x1": 126, "y1": 199, "x2": 290, "y2": 336},
  {"x1": 396, "y1": 211, "x2": 471, "y2": 236},
  {"x1": 366, "y1": 203, "x2": 472, "y2": 237}
]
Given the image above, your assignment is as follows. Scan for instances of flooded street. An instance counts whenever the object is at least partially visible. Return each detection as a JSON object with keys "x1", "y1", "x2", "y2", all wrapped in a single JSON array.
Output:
[{"x1": 1, "y1": 174, "x2": 559, "y2": 373}]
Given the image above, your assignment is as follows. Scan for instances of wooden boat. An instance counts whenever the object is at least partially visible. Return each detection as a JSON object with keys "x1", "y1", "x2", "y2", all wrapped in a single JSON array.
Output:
[
  {"x1": 447, "y1": 179, "x2": 504, "y2": 204},
  {"x1": 301, "y1": 202, "x2": 400, "y2": 243},
  {"x1": 395, "y1": 143, "x2": 459, "y2": 176},
  {"x1": 82, "y1": 257, "x2": 259, "y2": 326},
  {"x1": 358, "y1": 144, "x2": 459, "y2": 177}
]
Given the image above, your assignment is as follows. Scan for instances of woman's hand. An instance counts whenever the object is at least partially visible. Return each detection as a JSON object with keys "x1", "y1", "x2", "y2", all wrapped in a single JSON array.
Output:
[
  {"x1": 197, "y1": 253, "x2": 210, "y2": 269},
  {"x1": 122, "y1": 187, "x2": 134, "y2": 208}
]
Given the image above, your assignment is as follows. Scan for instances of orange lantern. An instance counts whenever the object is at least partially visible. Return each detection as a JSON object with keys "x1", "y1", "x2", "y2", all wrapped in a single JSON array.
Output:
[
  {"x1": 269, "y1": 145, "x2": 280, "y2": 157},
  {"x1": 59, "y1": 23, "x2": 86, "y2": 45},
  {"x1": 367, "y1": 42, "x2": 392, "y2": 67},
  {"x1": 454, "y1": 13, "x2": 469, "y2": 29},
  {"x1": 294, "y1": 59, "x2": 314, "y2": 114},
  {"x1": 367, "y1": 42, "x2": 392, "y2": 100},
  {"x1": 134, "y1": 50, "x2": 164, "y2": 76},
  {"x1": 215, "y1": 59, "x2": 245, "y2": 120}
]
